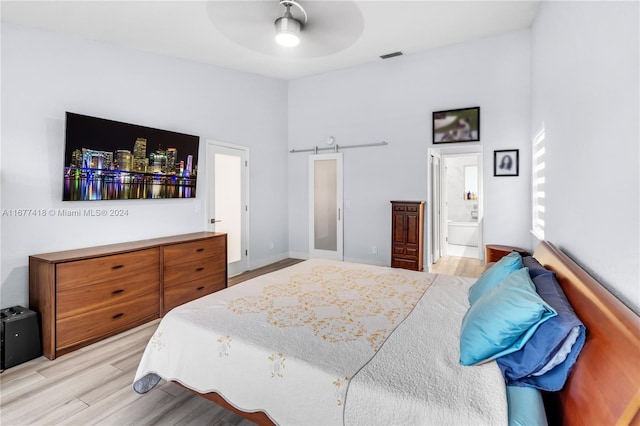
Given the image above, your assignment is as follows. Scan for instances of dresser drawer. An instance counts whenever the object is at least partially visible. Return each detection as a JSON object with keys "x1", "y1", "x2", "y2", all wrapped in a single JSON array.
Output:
[
  {"x1": 391, "y1": 257, "x2": 419, "y2": 270},
  {"x1": 56, "y1": 290, "x2": 159, "y2": 350},
  {"x1": 163, "y1": 274, "x2": 226, "y2": 313},
  {"x1": 393, "y1": 245, "x2": 419, "y2": 256},
  {"x1": 57, "y1": 248, "x2": 159, "y2": 291},
  {"x1": 163, "y1": 237, "x2": 224, "y2": 267},
  {"x1": 57, "y1": 271, "x2": 160, "y2": 320},
  {"x1": 164, "y1": 257, "x2": 226, "y2": 288}
]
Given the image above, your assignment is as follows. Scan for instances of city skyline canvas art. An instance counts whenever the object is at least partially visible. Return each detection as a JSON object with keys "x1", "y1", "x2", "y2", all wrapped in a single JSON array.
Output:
[{"x1": 63, "y1": 112, "x2": 200, "y2": 201}]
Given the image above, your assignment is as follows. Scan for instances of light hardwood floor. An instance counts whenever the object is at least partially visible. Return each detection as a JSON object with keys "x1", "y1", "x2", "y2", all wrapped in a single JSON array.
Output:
[
  {"x1": 228, "y1": 258, "x2": 304, "y2": 287},
  {"x1": 430, "y1": 255, "x2": 485, "y2": 278},
  {"x1": 0, "y1": 256, "x2": 480, "y2": 426}
]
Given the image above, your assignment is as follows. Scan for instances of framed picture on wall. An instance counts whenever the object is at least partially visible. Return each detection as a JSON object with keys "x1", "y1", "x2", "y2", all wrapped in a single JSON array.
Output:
[
  {"x1": 494, "y1": 149, "x2": 519, "y2": 176},
  {"x1": 432, "y1": 107, "x2": 480, "y2": 144}
]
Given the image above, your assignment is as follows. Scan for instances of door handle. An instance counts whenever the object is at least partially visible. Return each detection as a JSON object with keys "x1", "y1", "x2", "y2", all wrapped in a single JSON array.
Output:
[
  {"x1": 210, "y1": 218, "x2": 222, "y2": 224},
  {"x1": 338, "y1": 208, "x2": 341, "y2": 220}
]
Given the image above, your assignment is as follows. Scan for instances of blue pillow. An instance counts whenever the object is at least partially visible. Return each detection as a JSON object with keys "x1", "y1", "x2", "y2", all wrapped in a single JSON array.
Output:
[
  {"x1": 469, "y1": 251, "x2": 523, "y2": 305},
  {"x1": 506, "y1": 386, "x2": 548, "y2": 426},
  {"x1": 522, "y1": 256, "x2": 553, "y2": 279},
  {"x1": 460, "y1": 267, "x2": 557, "y2": 366},
  {"x1": 497, "y1": 272, "x2": 586, "y2": 391}
]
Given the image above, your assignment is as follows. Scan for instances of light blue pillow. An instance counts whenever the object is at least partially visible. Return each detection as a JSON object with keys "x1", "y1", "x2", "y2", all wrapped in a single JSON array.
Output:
[
  {"x1": 469, "y1": 251, "x2": 523, "y2": 305},
  {"x1": 460, "y1": 268, "x2": 557, "y2": 366}
]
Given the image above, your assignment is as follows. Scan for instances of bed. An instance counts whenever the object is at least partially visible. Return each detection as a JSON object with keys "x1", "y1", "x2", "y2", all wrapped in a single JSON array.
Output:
[{"x1": 133, "y1": 241, "x2": 640, "y2": 425}]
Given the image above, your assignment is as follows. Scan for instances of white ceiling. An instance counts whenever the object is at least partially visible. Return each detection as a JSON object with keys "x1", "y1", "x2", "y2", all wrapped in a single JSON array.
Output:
[{"x1": 1, "y1": 1, "x2": 541, "y2": 80}]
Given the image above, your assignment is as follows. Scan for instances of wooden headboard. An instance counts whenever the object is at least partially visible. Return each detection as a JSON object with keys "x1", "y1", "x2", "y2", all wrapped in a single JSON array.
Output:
[{"x1": 533, "y1": 241, "x2": 640, "y2": 425}]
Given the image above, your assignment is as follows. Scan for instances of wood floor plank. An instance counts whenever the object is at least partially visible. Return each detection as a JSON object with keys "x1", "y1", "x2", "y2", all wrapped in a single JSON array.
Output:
[
  {"x1": 56, "y1": 383, "x2": 163, "y2": 426},
  {"x1": 431, "y1": 255, "x2": 483, "y2": 278},
  {"x1": 147, "y1": 391, "x2": 237, "y2": 426},
  {"x1": 1, "y1": 364, "x2": 121, "y2": 425},
  {"x1": 228, "y1": 258, "x2": 304, "y2": 286},
  {"x1": 0, "y1": 369, "x2": 46, "y2": 397},
  {"x1": 95, "y1": 384, "x2": 192, "y2": 426},
  {"x1": 78, "y1": 365, "x2": 138, "y2": 406},
  {"x1": 158, "y1": 381, "x2": 191, "y2": 397},
  {"x1": 27, "y1": 397, "x2": 89, "y2": 426}
]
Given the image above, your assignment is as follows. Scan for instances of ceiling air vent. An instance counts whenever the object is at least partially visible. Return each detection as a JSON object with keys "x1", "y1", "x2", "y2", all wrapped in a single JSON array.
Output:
[{"x1": 380, "y1": 51, "x2": 403, "y2": 60}]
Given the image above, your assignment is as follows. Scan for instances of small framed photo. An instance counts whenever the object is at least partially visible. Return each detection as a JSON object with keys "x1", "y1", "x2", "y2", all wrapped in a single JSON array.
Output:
[
  {"x1": 494, "y1": 149, "x2": 519, "y2": 177},
  {"x1": 433, "y1": 107, "x2": 480, "y2": 144}
]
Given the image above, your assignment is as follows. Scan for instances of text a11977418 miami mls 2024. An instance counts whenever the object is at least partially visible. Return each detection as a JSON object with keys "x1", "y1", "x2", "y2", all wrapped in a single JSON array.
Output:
[{"x1": 1, "y1": 208, "x2": 129, "y2": 217}]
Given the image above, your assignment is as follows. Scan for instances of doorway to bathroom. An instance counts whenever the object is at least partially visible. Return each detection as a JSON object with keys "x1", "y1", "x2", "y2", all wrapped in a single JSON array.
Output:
[
  {"x1": 443, "y1": 153, "x2": 481, "y2": 258},
  {"x1": 428, "y1": 147, "x2": 483, "y2": 265}
]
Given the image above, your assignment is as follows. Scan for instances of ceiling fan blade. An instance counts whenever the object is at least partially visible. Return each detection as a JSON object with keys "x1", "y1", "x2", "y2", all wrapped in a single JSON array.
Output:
[{"x1": 207, "y1": 1, "x2": 364, "y2": 58}]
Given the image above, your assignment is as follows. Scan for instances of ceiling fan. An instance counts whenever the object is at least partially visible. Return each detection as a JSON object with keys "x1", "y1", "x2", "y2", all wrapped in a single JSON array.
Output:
[
  {"x1": 207, "y1": 1, "x2": 364, "y2": 58},
  {"x1": 274, "y1": 0, "x2": 308, "y2": 47}
]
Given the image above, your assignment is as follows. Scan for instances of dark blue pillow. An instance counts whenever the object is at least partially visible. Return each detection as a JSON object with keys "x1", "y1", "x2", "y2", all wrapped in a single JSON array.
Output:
[
  {"x1": 497, "y1": 272, "x2": 586, "y2": 391},
  {"x1": 522, "y1": 256, "x2": 553, "y2": 279}
]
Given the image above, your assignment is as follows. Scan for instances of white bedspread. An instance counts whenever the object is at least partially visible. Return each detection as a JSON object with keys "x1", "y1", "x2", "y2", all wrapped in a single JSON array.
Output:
[
  {"x1": 134, "y1": 259, "x2": 437, "y2": 425},
  {"x1": 344, "y1": 274, "x2": 508, "y2": 425}
]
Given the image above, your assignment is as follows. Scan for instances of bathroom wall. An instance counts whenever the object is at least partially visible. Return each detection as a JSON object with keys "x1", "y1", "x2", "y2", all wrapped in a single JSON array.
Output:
[{"x1": 445, "y1": 155, "x2": 479, "y2": 223}]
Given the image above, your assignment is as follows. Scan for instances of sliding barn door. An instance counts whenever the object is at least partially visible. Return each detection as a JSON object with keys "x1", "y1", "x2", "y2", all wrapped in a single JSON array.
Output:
[{"x1": 308, "y1": 153, "x2": 343, "y2": 260}]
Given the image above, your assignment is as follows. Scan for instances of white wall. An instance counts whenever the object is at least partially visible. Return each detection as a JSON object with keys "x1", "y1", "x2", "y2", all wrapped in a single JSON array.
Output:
[
  {"x1": 288, "y1": 30, "x2": 531, "y2": 265},
  {"x1": 531, "y1": 1, "x2": 639, "y2": 312},
  {"x1": 1, "y1": 23, "x2": 289, "y2": 307}
]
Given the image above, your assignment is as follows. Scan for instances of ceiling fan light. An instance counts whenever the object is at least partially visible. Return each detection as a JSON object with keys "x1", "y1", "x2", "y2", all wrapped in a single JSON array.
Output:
[
  {"x1": 274, "y1": 15, "x2": 301, "y2": 47},
  {"x1": 275, "y1": 31, "x2": 300, "y2": 47}
]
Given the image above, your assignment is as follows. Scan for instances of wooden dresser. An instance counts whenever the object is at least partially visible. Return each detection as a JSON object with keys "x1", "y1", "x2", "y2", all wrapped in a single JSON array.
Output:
[
  {"x1": 391, "y1": 201, "x2": 425, "y2": 271},
  {"x1": 29, "y1": 232, "x2": 227, "y2": 359},
  {"x1": 162, "y1": 237, "x2": 227, "y2": 316}
]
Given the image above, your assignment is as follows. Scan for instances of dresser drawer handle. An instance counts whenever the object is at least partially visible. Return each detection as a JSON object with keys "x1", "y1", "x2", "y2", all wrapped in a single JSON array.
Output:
[
  {"x1": 111, "y1": 289, "x2": 125, "y2": 295},
  {"x1": 196, "y1": 248, "x2": 205, "y2": 252},
  {"x1": 112, "y1": 264, "x2": 124, "y2": 270},
  {"x1": 112, "y1": 313, "x2": 124, "y2": 320},
  {"x1": 197, "y1": 286, "x2": 205, "y2": 291},
  {"x1": 196, "y1": 267, "x2": 205, "y2": 272}
]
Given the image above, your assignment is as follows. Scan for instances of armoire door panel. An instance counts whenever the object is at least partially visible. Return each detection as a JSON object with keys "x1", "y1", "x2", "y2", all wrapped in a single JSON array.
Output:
[
  {"x1": 406, "y1": 214, "x2": 419, "y2": 244},
  {"x1": 393, "y1": 213, "x2": 406, "y2": 244}
]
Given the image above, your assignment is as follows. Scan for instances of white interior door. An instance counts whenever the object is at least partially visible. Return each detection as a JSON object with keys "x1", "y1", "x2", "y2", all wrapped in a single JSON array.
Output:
[
  {"x1": 309, "y1": 153, "x2": 343, "y2": 260},
  {"x1": 431, "y1": 154, "x2": 442, "y2": 264},
  {"x1": 206, "y1": 141, "x2": 249, "y2": 276}
]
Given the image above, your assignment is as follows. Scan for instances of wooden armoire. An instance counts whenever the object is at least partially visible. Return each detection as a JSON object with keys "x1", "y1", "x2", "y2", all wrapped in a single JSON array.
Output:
[{"x1": 391, "y1": 201, "x2": 425, "y2": 271}]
